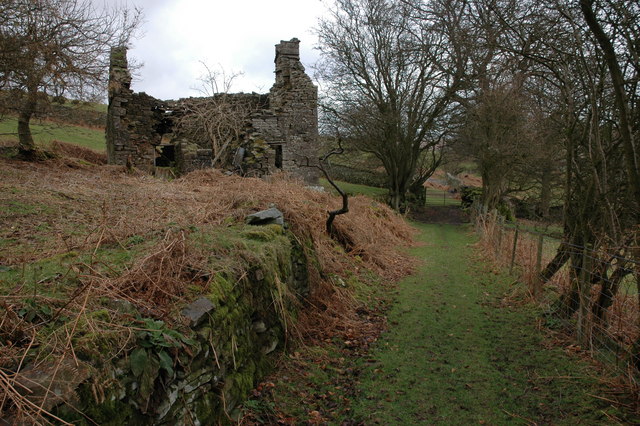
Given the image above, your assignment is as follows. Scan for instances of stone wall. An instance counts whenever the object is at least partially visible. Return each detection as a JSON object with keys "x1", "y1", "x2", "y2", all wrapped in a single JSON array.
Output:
[
  {"x1": 269, "y1": 39, "x2": 320, "y2": 183},
  {"x1": 106, "y1": 47, "x2": 166, "y2": 171},
  {"x1": 105, "y1": 39, "x2": 319, "y2": 183},
  {"x1": 50, "y1": 224, "x2": 309, "y2": 424},
  {"x1": 329, "y1": 163, "x2": 387, "y2": 188}
]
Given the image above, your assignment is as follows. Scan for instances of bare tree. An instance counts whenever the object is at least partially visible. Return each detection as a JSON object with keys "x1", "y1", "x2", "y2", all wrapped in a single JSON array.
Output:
[
  {"x1": 316, "y1": 0, "x2": 471, "y2": 211},
  {"x1": 478, "y1": 0, "x2": 640, "y2": 330},
  {"x1": 173, "y1": 63, "x2": 254, "y2": 169},
  {"x1": 173, "y1": 95, "x2": 254, "y2": 168},
  {"x1": 579, "y1": 0, "x2": 640, "y2": 217},
  {"x1": 456, "y1": 83, "x2": 538, "y2": 211},
  {"x1": 0, "y1": 0, "x2": 141, "y2": 156},
  {"x1": 192, "y1": 62, "x2": 244, "y2": 97},
  {"x1": 318, "y1": 140, "x2": 349, "y2": 235}
]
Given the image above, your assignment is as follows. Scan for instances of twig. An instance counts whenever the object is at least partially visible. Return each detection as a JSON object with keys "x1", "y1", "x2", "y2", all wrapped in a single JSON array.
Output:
[
  {"x1": 502, "y1": 409, "x2": 537, "y2": 425},
  {"x1": 586, "y1": 393, "x2": 634, "y2": 408},
  {"x1": 14, "y1": 329, "x2": 37, "y2": 383},
  {"x1": 600, "y1": 410, "x2": 625, "y2": 425},
  {"x1": 296, "y1": 135, "x2": 349, "y2": 234},
  {"x1": 0, "y1": 368, "x2": 72, "y2": 425},
  {"x1": 319, "y1": 137, "x2": 348, "y2": 234},
  {"x1": 535, "y1": 375, "x2": 587, "y2": 380}
]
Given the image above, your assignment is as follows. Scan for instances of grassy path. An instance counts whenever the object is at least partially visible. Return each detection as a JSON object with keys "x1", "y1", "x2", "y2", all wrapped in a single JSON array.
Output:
[{"x1": 351, "y1": 223, "x2": 630, "y2": 424}]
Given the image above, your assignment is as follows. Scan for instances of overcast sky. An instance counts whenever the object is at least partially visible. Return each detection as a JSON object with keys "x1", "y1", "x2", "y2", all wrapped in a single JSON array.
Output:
[{"x1": 124, "y1": 0, "x2": 327, "y2": 100}]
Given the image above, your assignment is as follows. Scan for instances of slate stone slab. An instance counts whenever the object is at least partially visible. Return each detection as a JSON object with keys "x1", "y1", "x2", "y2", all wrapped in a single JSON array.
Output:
[
  {"x1": 13, "y1": 357, "x2": 91, "y2": 413},
  {"x1": 182, "y1": 297, "x2": 215, "y2": 327},
  {"x1": 245, "y1": 207, "x2": 284, "y2": 226}
]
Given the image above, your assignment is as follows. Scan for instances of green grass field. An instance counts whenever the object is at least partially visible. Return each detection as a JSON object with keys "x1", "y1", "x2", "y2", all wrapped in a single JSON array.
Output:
[
  {"x1": 257, "y1": 223, "x2": 637, "y2": 424},
  {"x1": 320, "y1": 179, "x2": 465, "y2": 208},
  {"x1": 0, "y1": 116, "x2": 105, "y2": 152},
  {"x1": 319, "y1": 178, "x2": 388, "y2": 199}
]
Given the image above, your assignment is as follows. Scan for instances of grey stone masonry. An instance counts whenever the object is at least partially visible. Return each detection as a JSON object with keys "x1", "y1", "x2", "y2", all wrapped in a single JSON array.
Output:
[
  {"x1": 105, "y1": 39, "x2": 319, "y2": 183},
  {"x1": 269, "y1": 39, "x2": 320, "y2": 183}
]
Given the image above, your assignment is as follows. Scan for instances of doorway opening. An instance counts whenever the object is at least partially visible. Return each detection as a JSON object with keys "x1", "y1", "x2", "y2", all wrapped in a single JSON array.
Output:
[{"x1": 155, "y1": 144, "x2": 175, "y2": 167}]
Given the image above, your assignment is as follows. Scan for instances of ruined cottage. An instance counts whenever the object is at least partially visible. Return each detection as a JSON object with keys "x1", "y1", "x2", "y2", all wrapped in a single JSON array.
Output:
[{"x1": 106, "y1": 39, "x2": 319, "y2": 183}]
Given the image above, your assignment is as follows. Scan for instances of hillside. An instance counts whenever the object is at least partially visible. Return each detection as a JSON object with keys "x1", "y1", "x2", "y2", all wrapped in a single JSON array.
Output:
[
  {"x1": 0, "y1": 152, "x2": 413, "y2": 423},
  {"x1": 0, "y1": 117, "x2": 106, "y2": 152},
  {"x1": 0, "y1": 93, "x2": 107, "y2": 152}
]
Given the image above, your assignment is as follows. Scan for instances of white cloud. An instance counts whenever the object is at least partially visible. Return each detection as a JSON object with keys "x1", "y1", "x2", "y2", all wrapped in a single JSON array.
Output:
[{"x1": 125, "y1": 0, "x2": 326, "y2": 99}]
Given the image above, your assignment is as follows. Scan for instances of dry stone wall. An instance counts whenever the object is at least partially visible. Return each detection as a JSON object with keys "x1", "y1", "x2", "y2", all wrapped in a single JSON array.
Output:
[
  {"x1": 269, "y1": 39, "x2": 320, "y2": 183},
  {"x1": 50, "y1": 223, "x2": 310, "y2": 424},
  {"x1": 106, "y1": 39, "x2": 319, "y2": 183},
  {"x1": 107, "y1": 47, "x2": 164, "y2": 170}
]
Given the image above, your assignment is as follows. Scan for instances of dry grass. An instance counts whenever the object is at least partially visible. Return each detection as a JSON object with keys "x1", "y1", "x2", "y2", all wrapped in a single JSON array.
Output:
[
  {"x1": 475, "y1": 213, "x2": 640, "y2": 409},
  {"x1": 49, "y1": 140, "x2": 107, "y2": 165},
  {"x1": 0, "y1": 157, "x2": 415, "y2": 421}
]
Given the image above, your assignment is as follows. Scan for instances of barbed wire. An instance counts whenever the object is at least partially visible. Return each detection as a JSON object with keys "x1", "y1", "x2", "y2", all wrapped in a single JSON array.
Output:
[{"x1": 473, "y1": 207, "x2": 640, "y2": 394}]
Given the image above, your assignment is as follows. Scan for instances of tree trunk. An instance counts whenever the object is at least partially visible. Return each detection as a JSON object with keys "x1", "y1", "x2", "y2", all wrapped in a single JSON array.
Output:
[
  {"x1": 481, "y1": 171, "x2": 503, "y2": 212},
  {"x1": 389, "y1": 190, "x2": 402, "y2": 212},
  {"x1": 592, "y1": 264, "x2": 631, "y2": 328},
  {"x1": 633, "y1": 266, "x2": 640, "y2": 371},
  {"x1": 387, "y1": 169, "x2": 409, "y2": 212},
  {"x1": 539, "y1": 241, "x2": 570, "y2": 283},
  {"x1": 408, "y1": 180, "x2": 426, "y2": 208},
  {"x1": 580, "y1": 0, "x2": 640, "y2": 213},
  {"x1": 555, "y1": 281, "x2": 580, "y2": 320},
  {"x1": 18, "y1": 90, "x2": 38, "y2": 154},
  {"x1": 551, "y1": 248, "x2": 583, "y2": 319},
  {"x1": 538, "y1": 167, "x2": 552, "y2": 218}
]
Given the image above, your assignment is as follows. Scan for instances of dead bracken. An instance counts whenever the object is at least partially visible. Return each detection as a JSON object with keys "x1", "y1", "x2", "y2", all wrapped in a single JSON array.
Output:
[{"x1": 0, "y1": 152, "x2": 415, "y2": 423}]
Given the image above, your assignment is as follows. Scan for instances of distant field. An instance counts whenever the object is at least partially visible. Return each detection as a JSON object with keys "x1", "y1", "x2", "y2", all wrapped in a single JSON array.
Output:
[
  {"x1": 320, "y1": 178, "x2": 388, "y2": 200},
  {"x1": 66, "y1": 100, "x2": 108, "y2": 113},
  {"x1": 320, "y1": 179, "x2": 465, "y2": 207},
  {"x1": 0, "y1": 116, "x2": 105, "y2": 152},
  {"x1": 425, "y1": 188, "x2": 461, "y2": 206}
]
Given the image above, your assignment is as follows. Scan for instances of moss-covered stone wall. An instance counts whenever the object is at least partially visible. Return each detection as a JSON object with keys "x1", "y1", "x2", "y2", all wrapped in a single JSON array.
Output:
[{"x1": 52, "y1": 225, "x2": 309, "y2": 425}]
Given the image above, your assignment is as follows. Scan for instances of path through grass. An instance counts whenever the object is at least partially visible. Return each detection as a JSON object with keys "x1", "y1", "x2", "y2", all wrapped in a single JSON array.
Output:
[{"x1": 351, "y1": 223, "x2": 635, "y2": 424}]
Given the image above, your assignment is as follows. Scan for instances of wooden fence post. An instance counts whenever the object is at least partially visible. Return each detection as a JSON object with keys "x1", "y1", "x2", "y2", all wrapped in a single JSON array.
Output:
[
  {"x1": 577, "y1": 245, "x2": 592, "y2": 347},
  {"x1": 510, "y1": 227, "x2": 519, "y2": 274},
  {"x1": 534, "y1": 234, "x2": 544, "y2": 299}
]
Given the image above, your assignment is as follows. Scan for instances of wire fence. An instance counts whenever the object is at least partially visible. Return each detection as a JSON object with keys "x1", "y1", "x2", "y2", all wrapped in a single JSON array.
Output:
[{"x1": 473, "y1": 207, "x2": 640, "y2": 395}]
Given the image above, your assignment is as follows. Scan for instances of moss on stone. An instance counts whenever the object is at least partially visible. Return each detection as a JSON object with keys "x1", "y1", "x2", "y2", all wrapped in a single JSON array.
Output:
[
  {"x1": 55, "y1": 378, "x2": 143, "y2": 425},
  {"x1": 207, "y1": 273, "x2": 234, "y2": 306},
  {"x1": 179, "y1": 141, "x2": 199, "y2": 156},
  {"x1": 240, "y1": 224, "x2": 284, "y2": 242},
  {"x1": 50, "y1": 222, "x2": 311, "y2": 424}
]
